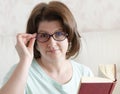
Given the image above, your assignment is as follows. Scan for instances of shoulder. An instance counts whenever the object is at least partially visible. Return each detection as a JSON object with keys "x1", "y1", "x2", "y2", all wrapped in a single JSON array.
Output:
[
  {"x1": 28, "y1": 59, "x2": 44, "y2": 77},
  {"x1": 1, "y1": 64, "x2": 17, "y2": 87},
  {"x1": 4, "y1": 64, "x2": 17, "y2": 78},
  {"x1": 71, "y1": 60, "x2": 94, "y2": 76}
]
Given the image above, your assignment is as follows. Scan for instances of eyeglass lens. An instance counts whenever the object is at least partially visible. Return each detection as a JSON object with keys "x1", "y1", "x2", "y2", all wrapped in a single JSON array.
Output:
[{"x1": 36, "y1": 31, "x2": 68, "y2": 42}]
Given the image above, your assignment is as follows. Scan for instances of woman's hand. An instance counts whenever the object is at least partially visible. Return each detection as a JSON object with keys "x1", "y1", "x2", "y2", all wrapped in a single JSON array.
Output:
[{"x1": 15, "y1": 33, "x2": 36, "y2": 63}]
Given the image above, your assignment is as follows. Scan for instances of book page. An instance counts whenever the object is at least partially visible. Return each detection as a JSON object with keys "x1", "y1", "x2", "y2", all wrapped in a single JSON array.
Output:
[
  {"x1": 98, "y1": 64, "x2": 116, "y2": 81},
  {"x1": 81, "y1": 77, "x2": 113, "y2": 83}
]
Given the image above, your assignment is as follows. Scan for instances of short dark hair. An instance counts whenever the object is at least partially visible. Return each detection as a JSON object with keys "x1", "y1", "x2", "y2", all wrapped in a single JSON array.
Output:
[{"x1": 26, "y1": 1, "x2": 81, "y2": 59}]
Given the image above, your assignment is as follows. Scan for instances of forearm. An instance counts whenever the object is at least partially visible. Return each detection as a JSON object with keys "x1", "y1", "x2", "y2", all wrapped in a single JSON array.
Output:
[
  {"x1": 0, "y1": 33, "x2": 36, "y2": 94},
  {"x1": 0, "y1": 59, "x2": 32, "y2": 94}
]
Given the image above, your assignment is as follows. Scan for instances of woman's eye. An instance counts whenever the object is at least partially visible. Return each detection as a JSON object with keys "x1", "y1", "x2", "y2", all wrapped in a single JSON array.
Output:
[
  {"x1": 40, "y1": 33, "x2": 49, "y2": 38},
  {"x1": 55, "y1": 32, "x2": 64, "y2": 36}
]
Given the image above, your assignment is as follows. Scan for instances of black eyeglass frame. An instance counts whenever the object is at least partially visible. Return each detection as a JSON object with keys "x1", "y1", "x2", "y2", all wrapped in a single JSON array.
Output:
[{"x1": 36, "y1": 31, "x2": 68, "y2": 43}]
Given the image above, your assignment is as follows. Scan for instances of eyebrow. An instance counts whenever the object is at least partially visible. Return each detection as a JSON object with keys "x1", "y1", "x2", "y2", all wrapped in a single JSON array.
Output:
[
  {"x1": 38, "y1": 28, "x2": 64, "y2": 33},
  {"x1": 38, "y1": 30, "x2": 47, "y2": 33}
]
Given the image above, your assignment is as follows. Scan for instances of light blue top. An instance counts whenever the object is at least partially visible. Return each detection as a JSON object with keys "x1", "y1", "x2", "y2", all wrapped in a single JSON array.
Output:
[{"x1": 1, "y1": 59, "x2": 93, "y2": 94}]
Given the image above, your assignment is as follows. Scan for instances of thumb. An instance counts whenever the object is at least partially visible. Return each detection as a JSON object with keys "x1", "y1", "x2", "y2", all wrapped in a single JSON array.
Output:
[
  {"x1": 28, "y1": 37, "x2": 36, "y2": 51},
  {"x1": 27, "y1": 33, "x2": 37, "y2": 51}
]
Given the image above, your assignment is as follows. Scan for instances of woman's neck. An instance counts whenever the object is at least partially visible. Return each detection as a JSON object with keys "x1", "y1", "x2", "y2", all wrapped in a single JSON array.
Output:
[
  {"x1": 37, "y1": 57, "x2": 69, "y2": 73},
  {"x1": 37, "y1": 58, "x2": 73, "y2": 84}
]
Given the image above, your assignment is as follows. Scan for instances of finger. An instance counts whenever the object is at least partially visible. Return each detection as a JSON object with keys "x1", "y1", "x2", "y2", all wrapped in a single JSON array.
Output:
[
  {"x1": 17, "y1": 33, "x2": 35, "y2": 45},
  {"x1": 27, "y1": 33, "x2": 37, "y2": 49},
  {"x1": 28, "y1": 38, "x2": 36, "y2": 50},
  {"x1": 16, "y1": 34, "x2": 26, "y2": 47}
]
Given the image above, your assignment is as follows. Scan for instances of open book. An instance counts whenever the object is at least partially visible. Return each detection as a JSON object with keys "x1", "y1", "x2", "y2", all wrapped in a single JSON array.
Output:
[{"x1": 78, "y1": 64, "x2": 117, "y2": 94}]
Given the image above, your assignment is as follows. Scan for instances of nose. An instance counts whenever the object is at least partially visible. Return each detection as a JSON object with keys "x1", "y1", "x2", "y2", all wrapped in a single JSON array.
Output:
[{"x1": 47, "y1": 36, "x2": 57, "y2": 47}]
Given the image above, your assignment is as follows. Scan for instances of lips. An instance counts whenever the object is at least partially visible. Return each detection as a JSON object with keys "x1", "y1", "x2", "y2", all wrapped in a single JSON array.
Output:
[{"x1": 47, "y1": 49, "x2": 59, "y2": 53}]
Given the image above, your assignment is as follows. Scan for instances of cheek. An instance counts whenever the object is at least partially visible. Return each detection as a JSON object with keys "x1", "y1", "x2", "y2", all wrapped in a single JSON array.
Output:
[
  {"x1": 36, "y1": 42, "x2": 45, "y2": 52},
  {"x1": 61, "y1": 40, "x2": 69, "y2": 51}
]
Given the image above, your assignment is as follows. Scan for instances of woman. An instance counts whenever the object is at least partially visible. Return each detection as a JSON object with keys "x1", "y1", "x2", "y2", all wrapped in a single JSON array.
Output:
[{"x1": 0, "y1": 1, "x2": 93, "y2": 94}]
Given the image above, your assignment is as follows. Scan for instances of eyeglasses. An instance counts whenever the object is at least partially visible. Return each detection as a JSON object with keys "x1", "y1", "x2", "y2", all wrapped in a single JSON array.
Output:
[{"x1": 36, "y1": 31, "x2": 68, "y2": 43}]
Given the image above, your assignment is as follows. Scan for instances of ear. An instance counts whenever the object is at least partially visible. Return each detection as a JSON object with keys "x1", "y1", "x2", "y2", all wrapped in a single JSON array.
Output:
[
  {"x1": 34, "y1": 42, "x2": 41, "y2": 58},
  {"x1": 68, "y1": 42, "x2": 72, "y2": 51},
  {"x1": 35, "y1": 43, "x2": 39, "y2": 51}
]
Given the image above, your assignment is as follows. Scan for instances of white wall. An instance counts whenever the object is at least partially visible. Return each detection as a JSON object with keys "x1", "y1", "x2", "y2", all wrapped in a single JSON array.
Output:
[
  {"x1": 75, "y1": 31, "x2": 120, "y2": 74},
  {"x1": 0, "y1": 0, "x2": 120, "y2": 93}
]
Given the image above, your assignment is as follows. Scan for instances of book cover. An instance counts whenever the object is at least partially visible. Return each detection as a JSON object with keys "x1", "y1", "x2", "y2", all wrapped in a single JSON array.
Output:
[{"x1": 78, "y1": 64, "x2": 117, "y2": 94}]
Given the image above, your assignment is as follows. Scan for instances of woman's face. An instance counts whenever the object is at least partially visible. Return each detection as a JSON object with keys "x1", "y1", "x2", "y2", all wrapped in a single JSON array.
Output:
[{"x1": 36, "y1": 20, "x2": 69, "y2": 61}]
